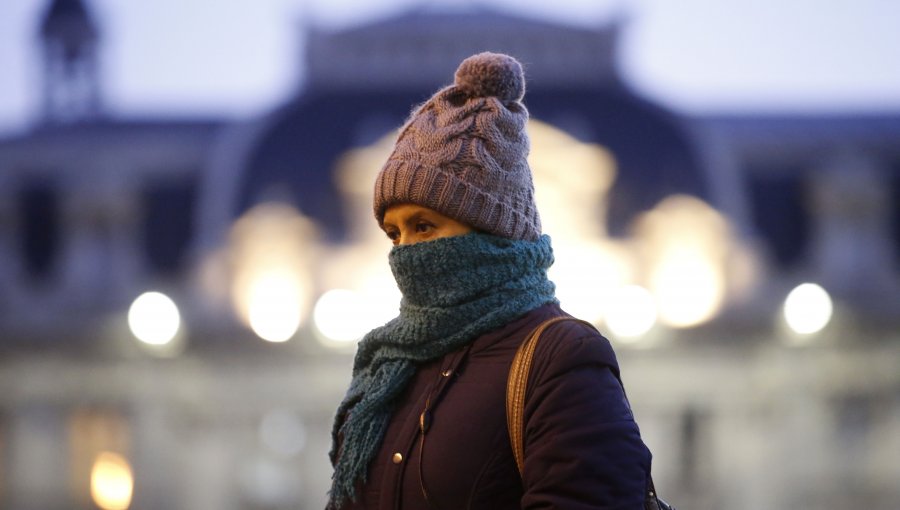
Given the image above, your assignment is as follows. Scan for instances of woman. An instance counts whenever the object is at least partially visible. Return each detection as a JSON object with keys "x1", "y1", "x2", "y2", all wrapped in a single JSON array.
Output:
[{"x1": 328, "y1": 52, "x2": 653, "y2": 509}]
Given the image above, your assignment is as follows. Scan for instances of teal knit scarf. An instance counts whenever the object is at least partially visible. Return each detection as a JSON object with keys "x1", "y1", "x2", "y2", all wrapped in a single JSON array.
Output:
[{"x1": 328, "y1": 232, "x2": 557, "y2": 508}]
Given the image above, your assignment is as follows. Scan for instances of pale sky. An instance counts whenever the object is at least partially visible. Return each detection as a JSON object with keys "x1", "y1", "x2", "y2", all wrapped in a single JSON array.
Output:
[{"x1": 2, "y1": 0, "x2": 900, "y2": 135}]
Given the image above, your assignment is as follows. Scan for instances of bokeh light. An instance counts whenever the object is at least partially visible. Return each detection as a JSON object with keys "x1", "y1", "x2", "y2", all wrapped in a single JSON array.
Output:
[
  {"x1": 313, "y1": 289, "x2": 366, "y2": 343},
  {"x1": 604, "y1": 285, "x2": 657, "y2": 341},
  {"x1": 784, "y1": 283, "x2": 833, "y2": 335},
  {"x1": 635, "y1": 195, "x2": 732, "y2": 328},
  {"x1": 246, "y1": 271, "x2": 303, "y2": 342},
  {"x1": 228, "y1": 202, "x2": 317, "y2": 343},
  {"x1": 313, "y1": 284, "x2": 400, "y2": 346},
  {"x1": 90, "y1": 451, "x2": 134, "y2": 510},
  {"x1": 650, "y1": 248, "x2": 724, "y2": 328},
  {"x1": 550, "y1": 241, "x2": 632, "y2": 326},
  {"x1": 127, "y1": 291, "x2": 180, "y2": 345}
]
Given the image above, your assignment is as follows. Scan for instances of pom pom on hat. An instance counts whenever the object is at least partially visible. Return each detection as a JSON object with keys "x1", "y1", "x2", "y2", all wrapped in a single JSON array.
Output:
[{"x1": 454, "y1": 52, "x2": 525, "y2": 102}]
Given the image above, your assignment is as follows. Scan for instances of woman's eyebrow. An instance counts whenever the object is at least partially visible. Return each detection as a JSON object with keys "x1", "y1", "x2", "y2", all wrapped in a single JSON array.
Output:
[
  {"x1": 404, "y1": 211, "x2": 430, "y2": 225},
  {"x1": 383, "y1": 209, "x2": 436, "y2": 231}
]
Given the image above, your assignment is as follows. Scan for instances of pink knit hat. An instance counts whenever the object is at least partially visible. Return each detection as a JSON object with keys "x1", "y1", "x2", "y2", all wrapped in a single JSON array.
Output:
[{"x1": 373, "y1": 52, "x2": 541, "y2": 241}]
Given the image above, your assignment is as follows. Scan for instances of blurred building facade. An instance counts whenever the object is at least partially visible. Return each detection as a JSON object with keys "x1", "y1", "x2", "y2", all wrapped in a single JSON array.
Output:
[{"x1": 0, "y1": 1, "x2": 898, "y2": 509}]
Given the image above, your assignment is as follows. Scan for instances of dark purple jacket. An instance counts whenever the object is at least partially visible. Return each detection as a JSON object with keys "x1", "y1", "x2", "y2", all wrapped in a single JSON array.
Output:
[{"x1": 339, "y1": 303, "x2": 652, "y2": 509}]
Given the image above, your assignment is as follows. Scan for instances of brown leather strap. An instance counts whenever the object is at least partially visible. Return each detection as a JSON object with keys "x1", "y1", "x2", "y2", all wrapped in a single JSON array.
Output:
[
  {"x1": 505, "y1": 316, "x2": 673, "y2": 509},
  {"x1": 506, "y1": 316, "x2": 595, "y2": 475}
]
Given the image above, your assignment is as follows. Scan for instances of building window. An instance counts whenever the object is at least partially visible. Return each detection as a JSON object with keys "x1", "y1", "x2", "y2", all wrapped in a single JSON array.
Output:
[
  {"x1": 746, "y1": 169, "x2": 810, "y2": 268},
  {"x1": 141, "y1": 178, "x2": 197, "y2": 275},
  {"x1": 17, "y1": 180, "x2": 61, "y2": 281}
]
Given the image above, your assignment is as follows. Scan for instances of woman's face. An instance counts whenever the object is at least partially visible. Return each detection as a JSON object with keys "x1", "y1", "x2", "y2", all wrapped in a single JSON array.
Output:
[{"x1": 382, "y1": 204, "x2": 473, "y2": 246}]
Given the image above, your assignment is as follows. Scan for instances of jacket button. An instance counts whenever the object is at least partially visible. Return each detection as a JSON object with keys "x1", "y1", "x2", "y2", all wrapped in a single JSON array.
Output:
[{"x1": 392, "y1": 453, "x2": 403, "y2": 464}]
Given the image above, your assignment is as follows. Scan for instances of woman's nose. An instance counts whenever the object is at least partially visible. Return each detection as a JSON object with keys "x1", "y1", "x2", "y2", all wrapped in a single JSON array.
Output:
[{"x1": 397, "y1": 230, "x2": 421, "y2": 246}]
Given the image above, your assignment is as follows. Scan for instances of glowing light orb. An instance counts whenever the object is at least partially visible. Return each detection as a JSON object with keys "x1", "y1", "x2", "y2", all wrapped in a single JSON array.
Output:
[
  {"x1": 550, "y1": 244, "x2": 630, "y2": 326},
  {"x1": 651, "y1": 253, "x2": 723, "y2": 328},
  {"x1": 127, "y1": 291, "x2": 180, "y2": 345},
  {"x1": 313, "y1": 288, "x2": 398, "y2": 345},
  {"x1": 247, "y1": 273, "x2": 302, "y2": 342},
  {"x1": 313, "y1": 289, "x2": 366, "y2": 343},
  {"x1": 90, "y1": 451, "x2": 134, "y2": 510},
  {"x1": 604, "y1": 285, "x2": 657, "y2": 341},
  {"x1": 784, "y1": 283, "x2": 833, "y2": 335}
]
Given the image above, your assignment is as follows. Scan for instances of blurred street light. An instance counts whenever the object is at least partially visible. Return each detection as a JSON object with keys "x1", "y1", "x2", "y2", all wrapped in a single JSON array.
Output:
[
  {"x1": 313, "y1": 286, "x2": 399, "y2": 347},
  {"x1": 313, "y1": 289, "x2": 366, "y2": 344},
  {"x1": 651, "y1": 249, "x2": 723, "y2": 328},
  {"x1": 246, "y1": 271, "x2": 303, "y2": 343},
  {"x1": 604, "y1": 285, "x2": 657, "y2": 341},
  {"x1": 228, "y1": 202, "x2": 318, "y2": 343},
  {"x1": 636, "y1": 195, "x2": 732, "y2": 329},
  {"x1": 127, "y1": 291, "x2": 180, "y2": 345},
  {"x1": 90, "y1": 451, "x2": 133, "y2": 510},
  {"x1": 784, "y1": 282, "x2": 833, "y2": 336}
]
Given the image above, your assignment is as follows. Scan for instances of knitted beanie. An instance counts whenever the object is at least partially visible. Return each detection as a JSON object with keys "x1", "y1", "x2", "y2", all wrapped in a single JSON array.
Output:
[{"x1": 373, "y1": 52, "x2": 541, "y2": 241}]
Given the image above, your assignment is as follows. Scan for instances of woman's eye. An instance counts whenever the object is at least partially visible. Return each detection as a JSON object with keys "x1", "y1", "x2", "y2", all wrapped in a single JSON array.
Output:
[
  {"x1": 415, "y1": 222, "x2": 433, "y2": 234},
  {"x1": 385, "y1": 230, "x2": 399, "y2": 242}
]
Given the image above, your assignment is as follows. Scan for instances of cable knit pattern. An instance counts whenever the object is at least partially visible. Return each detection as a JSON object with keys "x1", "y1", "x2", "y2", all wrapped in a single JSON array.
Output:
[
  {"x1": 327, "y1": 232, "x2": 557, "y2": 508},
  {"x1": 373, "y1": 52, "x2": 542, "y2": 240}
]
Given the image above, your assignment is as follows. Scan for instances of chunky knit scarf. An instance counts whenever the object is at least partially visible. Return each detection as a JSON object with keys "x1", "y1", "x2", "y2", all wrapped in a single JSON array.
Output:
[{"x1": 328, "y1": 232, "x2": 557, "y2": 508}]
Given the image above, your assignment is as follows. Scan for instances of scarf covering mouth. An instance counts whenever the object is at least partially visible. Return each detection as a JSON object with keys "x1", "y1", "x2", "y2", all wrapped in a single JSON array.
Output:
[{"x1": 327, "y1": 232, "x2": 557, "y2": 508}]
